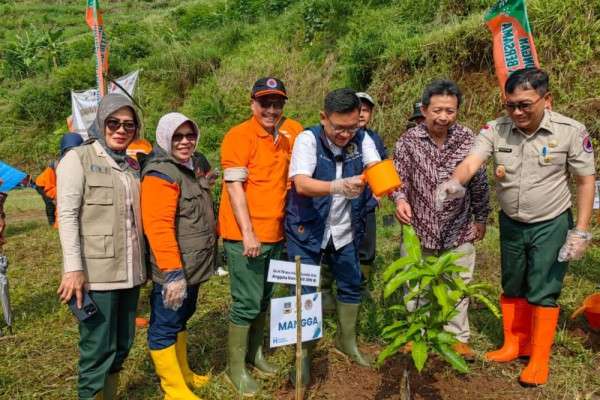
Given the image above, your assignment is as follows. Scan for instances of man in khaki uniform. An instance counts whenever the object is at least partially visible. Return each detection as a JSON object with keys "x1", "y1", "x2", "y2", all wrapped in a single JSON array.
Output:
[{"x1": 436, "y1": 68, "x2": 595, "y2": 386}]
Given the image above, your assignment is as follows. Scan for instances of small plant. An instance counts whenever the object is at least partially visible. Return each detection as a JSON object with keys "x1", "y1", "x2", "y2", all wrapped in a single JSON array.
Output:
[{"x1": 377, "y1": 224, "x2": 500, "y2": 373}]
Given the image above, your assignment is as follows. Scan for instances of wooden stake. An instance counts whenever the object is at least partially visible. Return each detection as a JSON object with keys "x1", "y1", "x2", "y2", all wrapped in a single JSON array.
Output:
[{"x1": 295, "y1": 255, "x2": 302, "y2": 400}]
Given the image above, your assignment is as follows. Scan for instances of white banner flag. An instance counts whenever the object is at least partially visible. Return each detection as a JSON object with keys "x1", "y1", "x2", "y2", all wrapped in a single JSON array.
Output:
[{"x1": 71, "y1": 70, "x2": 140, "y2": 137}]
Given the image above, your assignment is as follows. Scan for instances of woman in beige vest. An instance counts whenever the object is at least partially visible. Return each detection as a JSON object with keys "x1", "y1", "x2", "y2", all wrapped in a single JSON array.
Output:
[
  {"x1": 56, "y1": 94, "x2": 146, "y2": 400},
  {"x1": 141, "y1": 113, "x2": 216, "y2": 400}
]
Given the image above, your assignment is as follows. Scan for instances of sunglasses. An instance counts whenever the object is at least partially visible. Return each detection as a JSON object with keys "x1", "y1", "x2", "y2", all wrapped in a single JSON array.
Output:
[
  {"x1": 504, "y1": 96, "x2": 544, "y2": 113},
  {"x1": 106, "y1": 118, "x2": 137, "y2": 134},
  {"x1": 256, "y1": 98, "x2": 285, "y2": 110},
  {"x1": 172, "y1": 132, "x2": 198, "y2": 142}
]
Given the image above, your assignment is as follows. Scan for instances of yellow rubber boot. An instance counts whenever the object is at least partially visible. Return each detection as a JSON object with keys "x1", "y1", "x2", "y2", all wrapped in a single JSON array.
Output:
[
  {"x1": 150, "y1": 344, "x2": 201, "y2": 400},
  {"x1": 176, "y1": 331, "x2": 210, "y2": 388}
]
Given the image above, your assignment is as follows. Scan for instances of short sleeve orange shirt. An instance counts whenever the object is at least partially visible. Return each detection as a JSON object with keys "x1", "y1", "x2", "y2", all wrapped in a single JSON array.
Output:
[
  {"x1": 278, "y1": 117, "x2": 304, "y2": 147},
  {"x1": 218, "y1": 116, "x2": 295, "y2": 243}
]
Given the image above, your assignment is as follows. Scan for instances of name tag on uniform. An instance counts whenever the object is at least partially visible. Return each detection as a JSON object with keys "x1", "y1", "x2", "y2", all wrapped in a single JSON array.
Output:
[{"x1": 497, "y1": 147, "x2": 513, "y2": 153}]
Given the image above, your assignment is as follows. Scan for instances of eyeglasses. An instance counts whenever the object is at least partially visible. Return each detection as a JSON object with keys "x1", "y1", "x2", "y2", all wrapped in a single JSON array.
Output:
[
  {"x1": 256, "y1": 98, "x2": 285, "y2": 110},
  {"x1": 504, "y1": 96, "x2": 544, "y2": 112},
  {"x1": 172, "y1": 132, "x2": 198, "y2": 142},
  {"x1": 106, "y1": 118, "x2": 137, "y2": 134},
  {"x1": 327, "y1": 119, "x2": 359, "y2": 136}
]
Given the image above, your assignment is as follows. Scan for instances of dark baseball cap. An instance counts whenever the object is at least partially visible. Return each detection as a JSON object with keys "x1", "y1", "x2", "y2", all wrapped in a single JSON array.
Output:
[{"x1": 251, "y1": 77, "x2": 288, "y2": 99}]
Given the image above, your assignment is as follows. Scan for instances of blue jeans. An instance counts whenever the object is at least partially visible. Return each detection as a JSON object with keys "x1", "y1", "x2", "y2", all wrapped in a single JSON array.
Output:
[
  {"x1": 148, "y1": 283, "x2": 199, "y2": 350},
  {"x1": 287, "y1": 239, "x2": 362, "y2": 304}
]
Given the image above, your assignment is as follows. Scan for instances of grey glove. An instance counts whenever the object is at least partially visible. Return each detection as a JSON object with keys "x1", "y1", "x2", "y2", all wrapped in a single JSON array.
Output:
[
  {"x1": 330, "y1": 176, "x2": 365, "y2": 199},
  {"x1": 434, "y1": 178, "x2": 466, "y2": 210},
  {"x1": 557, "y1": 229, "x2": 592, "y2": 262},
  {"x1": 162, "y1": 269, "x2": 188, "y2": 311}
]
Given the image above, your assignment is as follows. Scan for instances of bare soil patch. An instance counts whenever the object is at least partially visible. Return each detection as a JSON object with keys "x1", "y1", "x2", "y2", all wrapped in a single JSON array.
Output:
[{"x1": 275, "y1": 344, "x2": 539, "y2": 400}]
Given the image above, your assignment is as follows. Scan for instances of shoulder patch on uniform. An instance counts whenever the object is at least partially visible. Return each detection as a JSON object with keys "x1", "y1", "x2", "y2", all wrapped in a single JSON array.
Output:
[
  {"x1": 480, "y1": 124, "x2": 491, "y2": 134},
  {"x1": 583, "y1": 135, "x2": 594, "y2": 153}
]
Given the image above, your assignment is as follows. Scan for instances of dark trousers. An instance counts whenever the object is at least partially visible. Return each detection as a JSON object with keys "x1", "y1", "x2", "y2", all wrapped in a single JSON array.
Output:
[
  {"x1": 148, "y1": 283, "x2": 200, "y2": 350},
  {"x1": 288, "y1": 239, "x2": 362, "y2": 304},
  {"x1": 499, "y1": 210, "x2": 572, "y2": 307},
  {"x1": 358, "y1": 210, "x2": 376, "y2": 265},
  {"x1": 78, "y1": 287, "x2": 140, "y2": 399}
]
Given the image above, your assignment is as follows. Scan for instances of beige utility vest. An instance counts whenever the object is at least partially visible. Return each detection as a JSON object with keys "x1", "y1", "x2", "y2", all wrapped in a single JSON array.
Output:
[
  {"x1": 74, "y1": 143, "x2": 147, "y2": 285},
  {"x1": 143, "y1": 158, "x2": 216, "y2": 285}
]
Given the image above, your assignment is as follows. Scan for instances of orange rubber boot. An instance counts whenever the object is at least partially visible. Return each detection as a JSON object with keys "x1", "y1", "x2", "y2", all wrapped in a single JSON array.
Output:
[
  {"x1": 519, "y1": 306, "x2": 560, "y2": 386},
  {"x1": 485, "y1": 295, "x2": 532, "y2": 362}
]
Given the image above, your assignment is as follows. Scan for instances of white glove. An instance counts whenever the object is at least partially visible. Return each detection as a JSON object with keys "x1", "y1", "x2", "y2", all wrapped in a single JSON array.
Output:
[
  {"x1": 162, "y1": 269, "x2": 188, "y2": 311},
  {"x1": 434, "y1": 178, "x2": 466, "y2": 210},
  {"x1": 330, "y1": 176, "x2": 365, "y2": 199},
  {"x1": 557, "y1": 229, "x2": 592, "y2": 262}
]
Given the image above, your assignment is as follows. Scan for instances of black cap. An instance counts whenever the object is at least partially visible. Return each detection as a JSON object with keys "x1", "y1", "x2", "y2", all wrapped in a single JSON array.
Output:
[
  {"x1": 408, "y1": 102, "x2": 424, "y2": 121},
  {"x1": 251, "y1": 77, "x2": 288, "y2": 99}
]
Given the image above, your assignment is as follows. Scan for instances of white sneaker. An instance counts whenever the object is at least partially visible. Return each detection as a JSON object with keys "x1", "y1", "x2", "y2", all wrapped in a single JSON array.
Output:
[{"x1": 215, "y1": 267, "x2": 229, "y2": 277}]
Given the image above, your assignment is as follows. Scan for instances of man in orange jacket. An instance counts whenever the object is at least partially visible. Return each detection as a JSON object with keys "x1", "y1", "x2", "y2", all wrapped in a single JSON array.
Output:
[{"x1": 35, "y1": 133, "x2": 83, "y2": 227}]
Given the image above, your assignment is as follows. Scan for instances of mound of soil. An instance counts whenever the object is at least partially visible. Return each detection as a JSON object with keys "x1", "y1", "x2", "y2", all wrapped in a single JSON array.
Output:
[{"x1": 275, "y1": 344, "x2": 539, "y2": 400}]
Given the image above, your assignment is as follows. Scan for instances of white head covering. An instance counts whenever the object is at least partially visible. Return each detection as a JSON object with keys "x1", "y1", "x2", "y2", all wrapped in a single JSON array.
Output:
[{"x1": 155, "y1": 112, "x2": 200, "y2": 169}]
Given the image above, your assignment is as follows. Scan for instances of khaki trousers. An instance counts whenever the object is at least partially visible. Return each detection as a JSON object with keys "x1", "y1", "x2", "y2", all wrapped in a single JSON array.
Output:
[{"x1": 402, "y1": 242, "x2": 475, "y2": 343}]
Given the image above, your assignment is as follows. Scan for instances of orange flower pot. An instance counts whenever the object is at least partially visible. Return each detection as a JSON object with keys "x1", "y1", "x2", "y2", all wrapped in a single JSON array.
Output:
[
  {"x1": 361, "y1": 159, "x2": 402, "y2": 197},
  {"x1": 571, "y1": 293, "x2": 600, "y2": 330}
]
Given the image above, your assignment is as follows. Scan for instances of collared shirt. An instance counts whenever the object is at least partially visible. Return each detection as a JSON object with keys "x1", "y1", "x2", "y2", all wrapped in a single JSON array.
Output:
[
  {"x1": 471, "y1": 110, "x2": 595, "y2": 223},
  {"x1": 289, "y1": 129, "x2": 381, "y2": 250},
  {"x1": 219, "y1": 116, "x2": 293, "y2": 242},
  {"x1": 392, "y1": 122, "x2": 490, "y2": 250}
]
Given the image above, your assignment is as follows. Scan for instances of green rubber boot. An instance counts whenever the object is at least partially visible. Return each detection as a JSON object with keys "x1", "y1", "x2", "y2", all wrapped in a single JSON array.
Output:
[
  {"x1": 360, "y1": 264, "x2": 373, "y2": 301},
  {"x1": 334, "y1": 301, "x2": 372, "y2": 368},
  {"x1": 246, "y1": 312, "x2": 277, "y2": 376},
  {"x1": 289, "y1": 342, "x2": 314, "y2": 388},
  {"x1": 320, "y1": 264, "x2": 336, "y2": 314},
  {"x1": 103, "y1": 373, "x2": 118, "y2": 400},
  {"x1": 226, "y1": 323, "x2": 259, "y2": 397}
]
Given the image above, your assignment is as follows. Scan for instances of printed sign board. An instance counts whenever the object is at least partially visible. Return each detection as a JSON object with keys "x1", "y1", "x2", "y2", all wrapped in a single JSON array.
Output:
[
  {"x1": 270, "y1": 292, "x2": 322, "y2": 348},
  {"x1": 267, "y1": 260, "x2": 320, "y2": 287}
]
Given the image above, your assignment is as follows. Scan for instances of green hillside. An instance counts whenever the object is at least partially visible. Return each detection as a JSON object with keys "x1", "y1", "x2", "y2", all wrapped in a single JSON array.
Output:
[
  {"x1": 1, "y1": 0, "x2": 599, "y2": 174},
  {"x1": 1, "y1": 2, "x2": 600, "y2": 399}
]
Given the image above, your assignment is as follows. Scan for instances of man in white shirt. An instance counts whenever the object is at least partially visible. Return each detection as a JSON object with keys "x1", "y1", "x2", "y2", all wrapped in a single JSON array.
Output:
[{"x1": 285, "y1": 88, "x2": 380, "y2": 388}]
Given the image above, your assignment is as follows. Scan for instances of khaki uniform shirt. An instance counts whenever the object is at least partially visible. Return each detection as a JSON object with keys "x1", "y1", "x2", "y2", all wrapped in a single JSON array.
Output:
[{"x1": 471, "y1": 110, "x2": 595, "y2": 223}]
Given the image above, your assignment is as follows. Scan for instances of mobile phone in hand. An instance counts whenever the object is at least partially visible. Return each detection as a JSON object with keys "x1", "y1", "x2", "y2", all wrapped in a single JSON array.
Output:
[{"x1": 68, "y1": 290, "x2": 98, "y2": 321}]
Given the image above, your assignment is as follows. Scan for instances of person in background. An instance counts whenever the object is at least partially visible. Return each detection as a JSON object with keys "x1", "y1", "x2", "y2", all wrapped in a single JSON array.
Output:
[
  {"x1": 406, "y1": 102, "x2": 425, "y2": 130},
  {"x1": 142, "y1": 112, "x2": 216, "y2": 400},
  {"x1": 192, "y1": 151, "x2": 228, "y2": 277},
  {"x1": 56, "y1": 94, "x2": 146, "y2": 400},
  {"x1": 0, "y1": 179, "x2": 5, "y2": 248},
  {"x1": 392, "y1": 79, "x2": 490, "y2": 360},
  {"x1": 218, "y1": 77, "x2": 295, "y2": 396},
  {"x1": 438, "y1": 68, "x2": 595, "y2": 385},
  {"x1": 356, "y1": 92, "x2": 387, "y2": 296},
  {"x1": 35, "y1": 133, "x2": 84, "y2": 227},
  {"x1": 286, "y1": 88, "x2": 381, "y2": 388}
]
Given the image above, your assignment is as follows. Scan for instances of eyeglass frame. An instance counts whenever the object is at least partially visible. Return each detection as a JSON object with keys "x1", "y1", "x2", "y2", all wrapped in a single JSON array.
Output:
[
  {"x1": 504, "y1": 95, "x2": 545, "y2": 113},
  {"x1": 105, "y1": 118, "x2": 137, "y2": 134},
  {"x1": 172, "y1": 132, "x2": 199, "y2": 142},
  {"x1": 325, "y1": 115, "x2": 360, "y2": 136}
]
